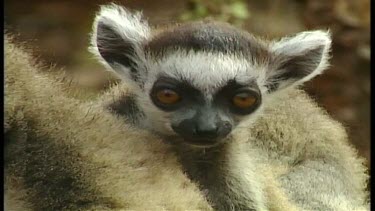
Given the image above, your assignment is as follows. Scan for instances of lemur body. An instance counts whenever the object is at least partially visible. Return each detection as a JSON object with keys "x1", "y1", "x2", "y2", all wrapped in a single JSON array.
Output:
[
  {"x1": 4, "y1": 37, "x2": 212, "y2": 210},
  {"x1": 91, "y1": 4, "x2": 368, "y2": 210}
]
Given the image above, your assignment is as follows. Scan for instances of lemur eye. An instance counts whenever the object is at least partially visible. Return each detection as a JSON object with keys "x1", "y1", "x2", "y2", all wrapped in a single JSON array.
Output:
[
  {"x1": 156, "y1": 89, "x2": 181, "y2": 105},
  {"x1": 232, "y1": 92, "x2": 257, "y2": 109}
]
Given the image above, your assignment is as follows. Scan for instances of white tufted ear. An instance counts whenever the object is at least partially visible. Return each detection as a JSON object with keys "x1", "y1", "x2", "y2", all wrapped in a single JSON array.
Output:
[
  {"x1": 265, "y1": 30, "x2": 332, "y2": 92},
  {"x1": 89, "y1": 4, "x2": 150, "y2": 82}
]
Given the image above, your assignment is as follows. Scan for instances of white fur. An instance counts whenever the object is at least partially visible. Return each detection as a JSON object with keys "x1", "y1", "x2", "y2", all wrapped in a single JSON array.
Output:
[
  {"x1": 144, "y1": 51, "x2": 269, "y2": 98},
  {"x1": 89, "y1": 3, "x2": 150, "y2": 88},
  {"x1": 270, "y1": 30, "x2": 332, "y2": 85}
]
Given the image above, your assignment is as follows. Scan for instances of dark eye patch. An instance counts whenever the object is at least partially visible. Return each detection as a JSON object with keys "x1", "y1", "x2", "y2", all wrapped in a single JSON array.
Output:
[
  {"x1": 150, "y1": 76, "x2": 204, "y2": 111},
  {"x1": 214, "y1": 79, "x2": 262, "y2": 115}
]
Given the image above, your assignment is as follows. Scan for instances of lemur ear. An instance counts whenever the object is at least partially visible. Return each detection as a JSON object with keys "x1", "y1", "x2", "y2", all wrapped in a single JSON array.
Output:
[
  {"x1": 265, "y1": 30, "x2": 331, "y2": 93},
  {"x1": 90, "y1": 4, "x2": 150, "y2": 82}
]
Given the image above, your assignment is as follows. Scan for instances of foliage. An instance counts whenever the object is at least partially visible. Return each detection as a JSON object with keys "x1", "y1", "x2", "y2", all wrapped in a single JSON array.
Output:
[{"x1": 180, "y1": 0, "x2": 250, "y2": 27}]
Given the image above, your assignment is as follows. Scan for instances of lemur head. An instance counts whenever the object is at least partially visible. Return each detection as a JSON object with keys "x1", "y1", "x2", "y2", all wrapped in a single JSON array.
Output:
[{"x1": 90, "y1": 4, "x2": 331, "y2": 147}]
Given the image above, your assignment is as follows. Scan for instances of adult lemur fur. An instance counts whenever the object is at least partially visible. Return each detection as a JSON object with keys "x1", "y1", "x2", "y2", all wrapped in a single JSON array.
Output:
[
  {"x1": 5, "y1": 36, "x2": 213, "y2": 210},
  {"x1": 90, "y1": 4, "x2": 369, "y2": 211}
]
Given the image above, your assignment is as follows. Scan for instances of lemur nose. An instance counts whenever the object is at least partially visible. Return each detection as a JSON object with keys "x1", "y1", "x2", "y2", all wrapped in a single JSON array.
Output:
[{"x1": 194, "y1": 125, "x2": 219, "y2": 138}]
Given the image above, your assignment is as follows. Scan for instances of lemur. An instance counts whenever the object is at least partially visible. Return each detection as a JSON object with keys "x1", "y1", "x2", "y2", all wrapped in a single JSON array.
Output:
[
  {"x1": 89, "y1": 4, "x2": 368, "y2": 211},
  {"x1": 4, "y1": 4, "x2": 368, "y2": 211}
]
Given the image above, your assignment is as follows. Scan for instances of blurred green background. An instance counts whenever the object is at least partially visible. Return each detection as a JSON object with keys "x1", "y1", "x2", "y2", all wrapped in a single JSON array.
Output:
[{"x1": 5, "y1": 0, "x2": 370, "y2": 167}]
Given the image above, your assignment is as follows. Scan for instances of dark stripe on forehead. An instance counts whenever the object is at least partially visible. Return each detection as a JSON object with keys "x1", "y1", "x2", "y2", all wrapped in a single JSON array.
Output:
[
  {"x1": 216, "y1": 79, "x2": 260, "y2": 95},
  {"x1": 145, "y1": 21, "x2": 270, "y2": 61}
]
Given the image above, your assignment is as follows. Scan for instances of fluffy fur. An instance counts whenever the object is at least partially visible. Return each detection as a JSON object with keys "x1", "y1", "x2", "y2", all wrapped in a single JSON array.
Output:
[
  {"x1": 269, "y1": 30, "x2": 332, "y2": 85},
  {"x1": 4, "y1": 36, "x2": 212, "y2": 210}
]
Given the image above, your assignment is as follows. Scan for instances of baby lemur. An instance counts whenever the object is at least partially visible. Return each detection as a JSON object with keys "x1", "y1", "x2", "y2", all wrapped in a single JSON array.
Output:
[{"x1": 90, "y1": 4, "x2": 368, "y2": 210}]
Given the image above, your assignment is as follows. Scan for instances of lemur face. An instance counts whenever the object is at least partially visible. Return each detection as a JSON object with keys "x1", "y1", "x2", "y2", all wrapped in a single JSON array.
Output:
[{"x1": 91, "y1": 4, "x2": 331, "y2": 147}]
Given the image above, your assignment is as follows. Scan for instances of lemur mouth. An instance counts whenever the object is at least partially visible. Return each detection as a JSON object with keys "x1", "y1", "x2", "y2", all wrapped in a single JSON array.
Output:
[{"x1": 183, "y1": 138, "x2": 225, "y2": 148}]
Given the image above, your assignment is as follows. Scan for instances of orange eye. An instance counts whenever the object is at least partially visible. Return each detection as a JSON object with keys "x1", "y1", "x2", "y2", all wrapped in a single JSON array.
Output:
[
  {"x1": 232, "y1": 93, "x2": 257, "y2": 109},
  {"x1": 156, "y1": 89, "x2": 180, "y2": 105}
]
